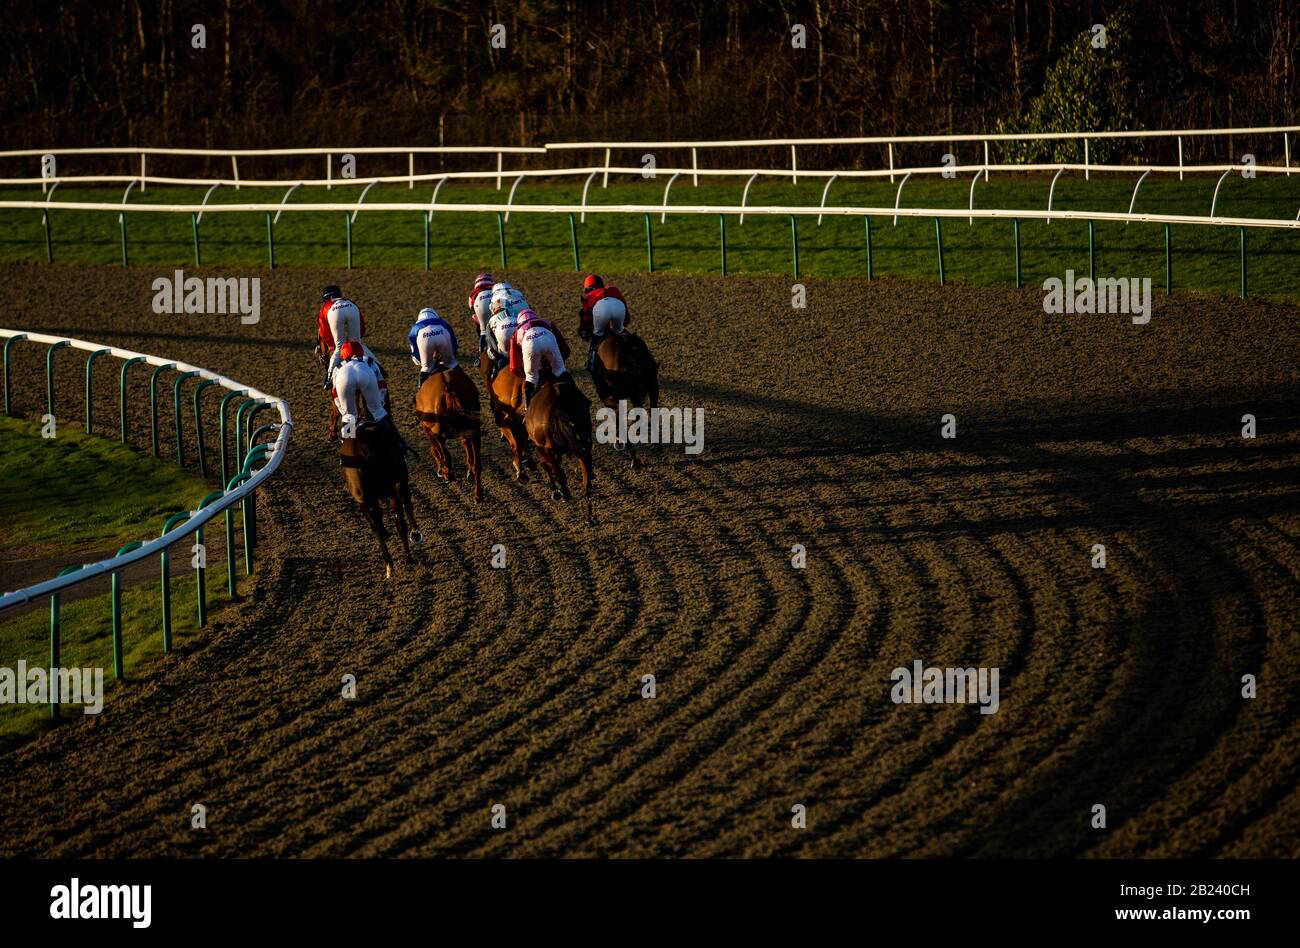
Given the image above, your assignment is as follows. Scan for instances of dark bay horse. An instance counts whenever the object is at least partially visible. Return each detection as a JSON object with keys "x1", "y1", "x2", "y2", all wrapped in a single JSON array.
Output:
[
  {"x1": 414, "y1": 367, "x2": 483, "y2": 503},
  {"x1": 479, "y1": 351, "x2": 537, "y2": 482},
  {"x1": 340, "y1": 417, "x2": 421, "y2": 578},
  {"x1": 525, "y1": 376, "x2": 594, "y2": 523},
  {"x1": 591, "y1": 331, "x2": 659, "y2": 468}
]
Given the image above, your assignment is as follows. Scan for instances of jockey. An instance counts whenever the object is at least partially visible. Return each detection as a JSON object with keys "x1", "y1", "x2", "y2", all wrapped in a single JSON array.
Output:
[
  {"x1": 317, "y1": 286, "x2": 367, "y2": 358},
  {"x1": 509, "y1": 309, "x2": 572, "y2": 409},
  {"x1": 408, "y1": 307, "x2": 459, "y2": 384},
  {"x1": 577, "y1": 274, "x2": 630, "y2": 370},
  {"x1": 485, "y1": 281, "x2": 530, "y2": 380},
  {"x1": 321, "y1": 297, "x2": 379, "y2": 387},
  {"x1": 332, "y1": 339, "x2": 390, "y2": 433},
  {"x1": 467, "y1": 273, "x2": 495, "y2": 354}
]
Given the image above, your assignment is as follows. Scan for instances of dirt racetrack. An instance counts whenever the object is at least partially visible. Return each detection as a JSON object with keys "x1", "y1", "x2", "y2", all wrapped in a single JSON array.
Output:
[{"x1": 1, "y1": 261, "x2": 1298, "y2": 857}]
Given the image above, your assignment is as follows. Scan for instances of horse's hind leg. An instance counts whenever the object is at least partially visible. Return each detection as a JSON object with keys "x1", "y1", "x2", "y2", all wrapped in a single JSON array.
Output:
[
  {"x1": 465, "y1": 432, "x2": 483, "y2": 503},
  {"x1": 391, "y1": 495, "x2": 413, "y2": 563},
  {"x1": 398, "y1": 476, "x2": 422, "y2": 545},
  {"x1": 360, "y1": 501, "x2": 395, "y2": 579},
  {"x1": 502, "y1": 424, "x2": 529, "y2": 482},
  {"x1": 429, "y1": 436, "x2": 452, "y2": 482}
]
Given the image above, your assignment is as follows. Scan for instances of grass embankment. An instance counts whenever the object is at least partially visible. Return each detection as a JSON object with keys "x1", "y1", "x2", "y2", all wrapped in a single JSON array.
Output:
[
  {"x1": 0, "y1": 414, "x2": 225, "y2": 753},
  {"x1": 2, "y1": 174, "x2": 1299, "y2": 299}
]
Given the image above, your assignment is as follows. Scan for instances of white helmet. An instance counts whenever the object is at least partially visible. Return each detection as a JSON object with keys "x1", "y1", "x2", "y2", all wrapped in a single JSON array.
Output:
[{"x1": 418, "y1": 306, "x2": 439, "y2": 322}]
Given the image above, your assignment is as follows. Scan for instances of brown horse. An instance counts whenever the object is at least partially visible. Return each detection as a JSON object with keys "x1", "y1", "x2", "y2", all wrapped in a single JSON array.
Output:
[
  {"x1": 339, "y1": 416, "x2": 422, "y2": 579},
  {"x1": 525, "y1": 376, "x2": 594, "y2": 523},
  {"x1": 479, "y1": 351, "x2": 537, "y2": 481},
  {"x1": 413, "y1": 367, "x2": 483, "y2": 503},
  {"x1": 590, "y1": 331, "x2": 659, "y2": 468}
]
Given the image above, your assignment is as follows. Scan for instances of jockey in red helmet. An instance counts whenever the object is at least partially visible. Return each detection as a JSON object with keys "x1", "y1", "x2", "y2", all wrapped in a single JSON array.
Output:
[{"x1": 578, "y1": 274, "x2": 630, "y2": 370}]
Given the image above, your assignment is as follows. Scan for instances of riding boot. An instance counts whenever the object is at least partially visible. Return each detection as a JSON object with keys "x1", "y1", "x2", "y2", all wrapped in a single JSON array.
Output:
[
  {"x1": 586, "y1": 336, "x2": 600, "y2": 371},
  {"x1": 523, "y1": 381, "x2": 536, "y2": 410}
]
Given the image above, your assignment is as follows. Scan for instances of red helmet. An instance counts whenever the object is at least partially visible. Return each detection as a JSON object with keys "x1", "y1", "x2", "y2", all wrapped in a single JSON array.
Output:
[
  {"x1": 583, "y1": 274, "x2": 604, "y2": 292},
  {"x1": 339, "y1": 340, "x2": 364, "y2": 361},
  {"x1": 469, "y1": 272, "x2": 495, "y2": 308}
]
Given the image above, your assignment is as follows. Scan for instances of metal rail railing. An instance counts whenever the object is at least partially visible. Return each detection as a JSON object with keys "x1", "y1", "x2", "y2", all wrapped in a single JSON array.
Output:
[{"x1": 0, "y1": 330, "x2": 293, "y2": 717}]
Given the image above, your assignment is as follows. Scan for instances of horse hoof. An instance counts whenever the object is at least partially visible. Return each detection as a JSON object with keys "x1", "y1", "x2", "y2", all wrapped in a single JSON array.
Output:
[
  {"x1": 613, "y1": 440, "x2": 626, "y2": 452},
  {"x1": 409, "y1": 530, "x2": 423, "y2": 545},
  {"x1": 465, "y1": 469, "x2": 474, "y2": 482},
  {"x1": 551, "y1": 489, "x2": 566, "y2": 502},
  {"x1": 385, "y1": 564, "x2": 393, "y2": 580}
]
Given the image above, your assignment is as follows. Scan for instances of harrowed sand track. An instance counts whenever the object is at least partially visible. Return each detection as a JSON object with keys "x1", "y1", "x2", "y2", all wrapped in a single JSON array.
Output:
[{"x1": 1, "y1": 261, "x2": 1298, "y2": 857}]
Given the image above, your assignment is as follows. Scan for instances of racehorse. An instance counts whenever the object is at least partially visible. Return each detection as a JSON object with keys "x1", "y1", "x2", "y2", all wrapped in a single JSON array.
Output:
[
  {"x1": 339, "y1": 413, "x2": 422, "y2": 579},
  {"x1": 479, "y1": 351, "x2": 537, "y2": 482},
  {"x1": 525, "y1": 376, "x2": 594, "y2": 523},
  {"x1": 590, "y1": 331, "x2": 659, "y2": 468},
  {"x1": 413, "y1": 367, "x2": 483, "y2": 503}
]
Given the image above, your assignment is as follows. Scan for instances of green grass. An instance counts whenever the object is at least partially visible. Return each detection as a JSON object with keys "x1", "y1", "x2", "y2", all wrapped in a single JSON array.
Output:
[
  {"x1": 0, "y1": 577, "x2": 223, "y2": 754},
  {"x1": 3, "y1": 173, "x2": 1300, "y2": 299},
  {"x1": 0, "y1": 414, "x2": 212, "y2": 552},
  {"x1": 0, "y1": 413, "x2": 227, "y2": 752}
]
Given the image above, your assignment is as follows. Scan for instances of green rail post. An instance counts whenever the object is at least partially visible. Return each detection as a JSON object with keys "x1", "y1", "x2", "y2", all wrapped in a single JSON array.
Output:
[
  {"x1": 1239, "y1": 227, "x2": 1247, "y2": 299},
  {"x1": 265, "y1": 212, "x2": 275, "y2": 269},
  {"x1": 191, "y1": 212, "x2": 201, "y2": 266},
  {"x1": 49, "y1": 565, "x2": 82, "y2": 719},
  {"x1": 569, "y1": 213, "x2": 580, "y2": 271},
  {"x1": 865, "y1": 217, "x2": 874, "y2": 280},
  {"x1": 245, "y1": 403, "x2": 275, "y2": 453},
  {"x1": 644, "y1": 214, "x2": 654, "y2": 272},
  {"x1": 44, "y1": 339, "x2": 69, "y2": 421},
  {"x1": 225, "y1": 471, "x2": 256, "y2": 590},
  {"x1": 148, "y1": 362, "x2": 174, "y2": 458},
  {"x1": 192, "y1": 378, "x2": 220, "y2": 477},
  {"x1": 423, "y1": 213, "x2": 430, "y2": 272},
  {"x1": 218, "y1": 389, "x2": 248, "y2": 486},
  {"x1": 719, "y1": 214, "x2": 727, "y2": 275},
  {"x1": 3, "y1": 333, "x2": 28, "y2": 416},
  {"x1": 934, "y1": 217, "x2": 945, "y2": 286},
  {"x1": 790, "y1": 215, "x2": 800, "y2": 278},
  {"x1": 1170, "y1": 223, "x2": 1180, "y2": 293},
  {"x1": 171, "y1": 370, "x2": 199, "y2": 467},
  {"x1": 234, "y1": 398, "x2": 259, "y2": 471},
  {"x1": 83, "y1": 348, "x2": 110, "y2": 433},
  {"x1": 1013, "y1": 218, "x2": 1022, "y2": 288},
  {"x1": 497, "y1": 212, "x2": 507, "y2": 270},
  {"x1": 1087, "y1": 219, "x2": 1096, "y2": 283},
  {"x1": 119, "y1": 355, "x2": 146, "y2": 442},
  {"x1": 195, "y1": 491, "x2": 225, "y2": 626},
  {"x1": 119, "y1": 213, "x2": 129, "y2": 267},
  {"x1": 110, "y1": 541, "x2": 145, "y2": 680},
  {"x1": 160, "y1": 511, "x2": 189, "y2": 653},
  {"x1": 345, "y1": 212, "x2": 353, "y2": 269},
  {"x1": 240, "y1": 442, "x2": 272, "y2": 563},
  {"x1": 45, "y1": 340, "x2": 70, "y2": 421}
]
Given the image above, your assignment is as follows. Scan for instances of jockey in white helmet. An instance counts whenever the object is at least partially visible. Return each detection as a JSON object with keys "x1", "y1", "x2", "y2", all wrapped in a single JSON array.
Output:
[{"x1": 485, "y1": 281, "x2": 530, "y2": 380}]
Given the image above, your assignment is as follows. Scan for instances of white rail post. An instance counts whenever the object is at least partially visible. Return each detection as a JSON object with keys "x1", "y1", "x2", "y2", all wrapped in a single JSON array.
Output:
[
  {"x1": 817, "y1": 174, "x2": 838, "y2": 225},
  {"x1": 888, "y1": 142, "x2": 895, "y2": 183},
  {"x1": 602, "y1": 148, "x2": 610, "y2": 188},
  {"x1": 409, "y1": 153, "x2": 414, "y2": 189},
  {"x1": 1177, "y1": 136, "x2": 1184, "y2": 181},
  {"x1": 692, "y1": 147, "x2": 698, "y2": 186},
  {"x1": 1083, "y1": 139, "x2": 1089, "y2": 181},
  {"x1": 791, "y1": 145, "x2": 798, "y2": 186},
  {"x1": 497, "y1": 152, "x2": 503, "y2": 190},
  {"x1": 660, "y1": 172, "x2": 681, "y2": 223},
  {"x1": 983, "y1": 140, "x2": 989, "y2": 182},
  {"x1": 504, "y1": 174, "x2": 525, "y2": 222},
  {"x1": 326, "y1": 154, "x2": 331, "y2": 191},
  {"x1": 231, "y1": 155, "x2": 240, "y2": 189},
  {"x1": 579, "y1": 170, "x2": 598, "y2": 223},
  {"x1": 40, "y1": 156, "x2": 47, "y2": 195},
  {"x1": 1209, "y1": 168, "x2": 1232, "y2": 218},
  {"x1": 140, "y1": 153, "x2": 147, "y2": 192}
]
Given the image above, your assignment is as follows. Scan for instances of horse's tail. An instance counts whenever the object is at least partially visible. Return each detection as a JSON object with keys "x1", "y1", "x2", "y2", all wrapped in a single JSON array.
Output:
[{"x1": 549, "y1": 382, "x2": 592, "y2": 453}]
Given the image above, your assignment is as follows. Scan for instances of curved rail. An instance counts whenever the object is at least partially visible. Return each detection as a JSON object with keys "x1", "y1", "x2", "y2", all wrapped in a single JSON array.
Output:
[{"x1": 0, "y1": 329, "x2": 293, "y2": 612}]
